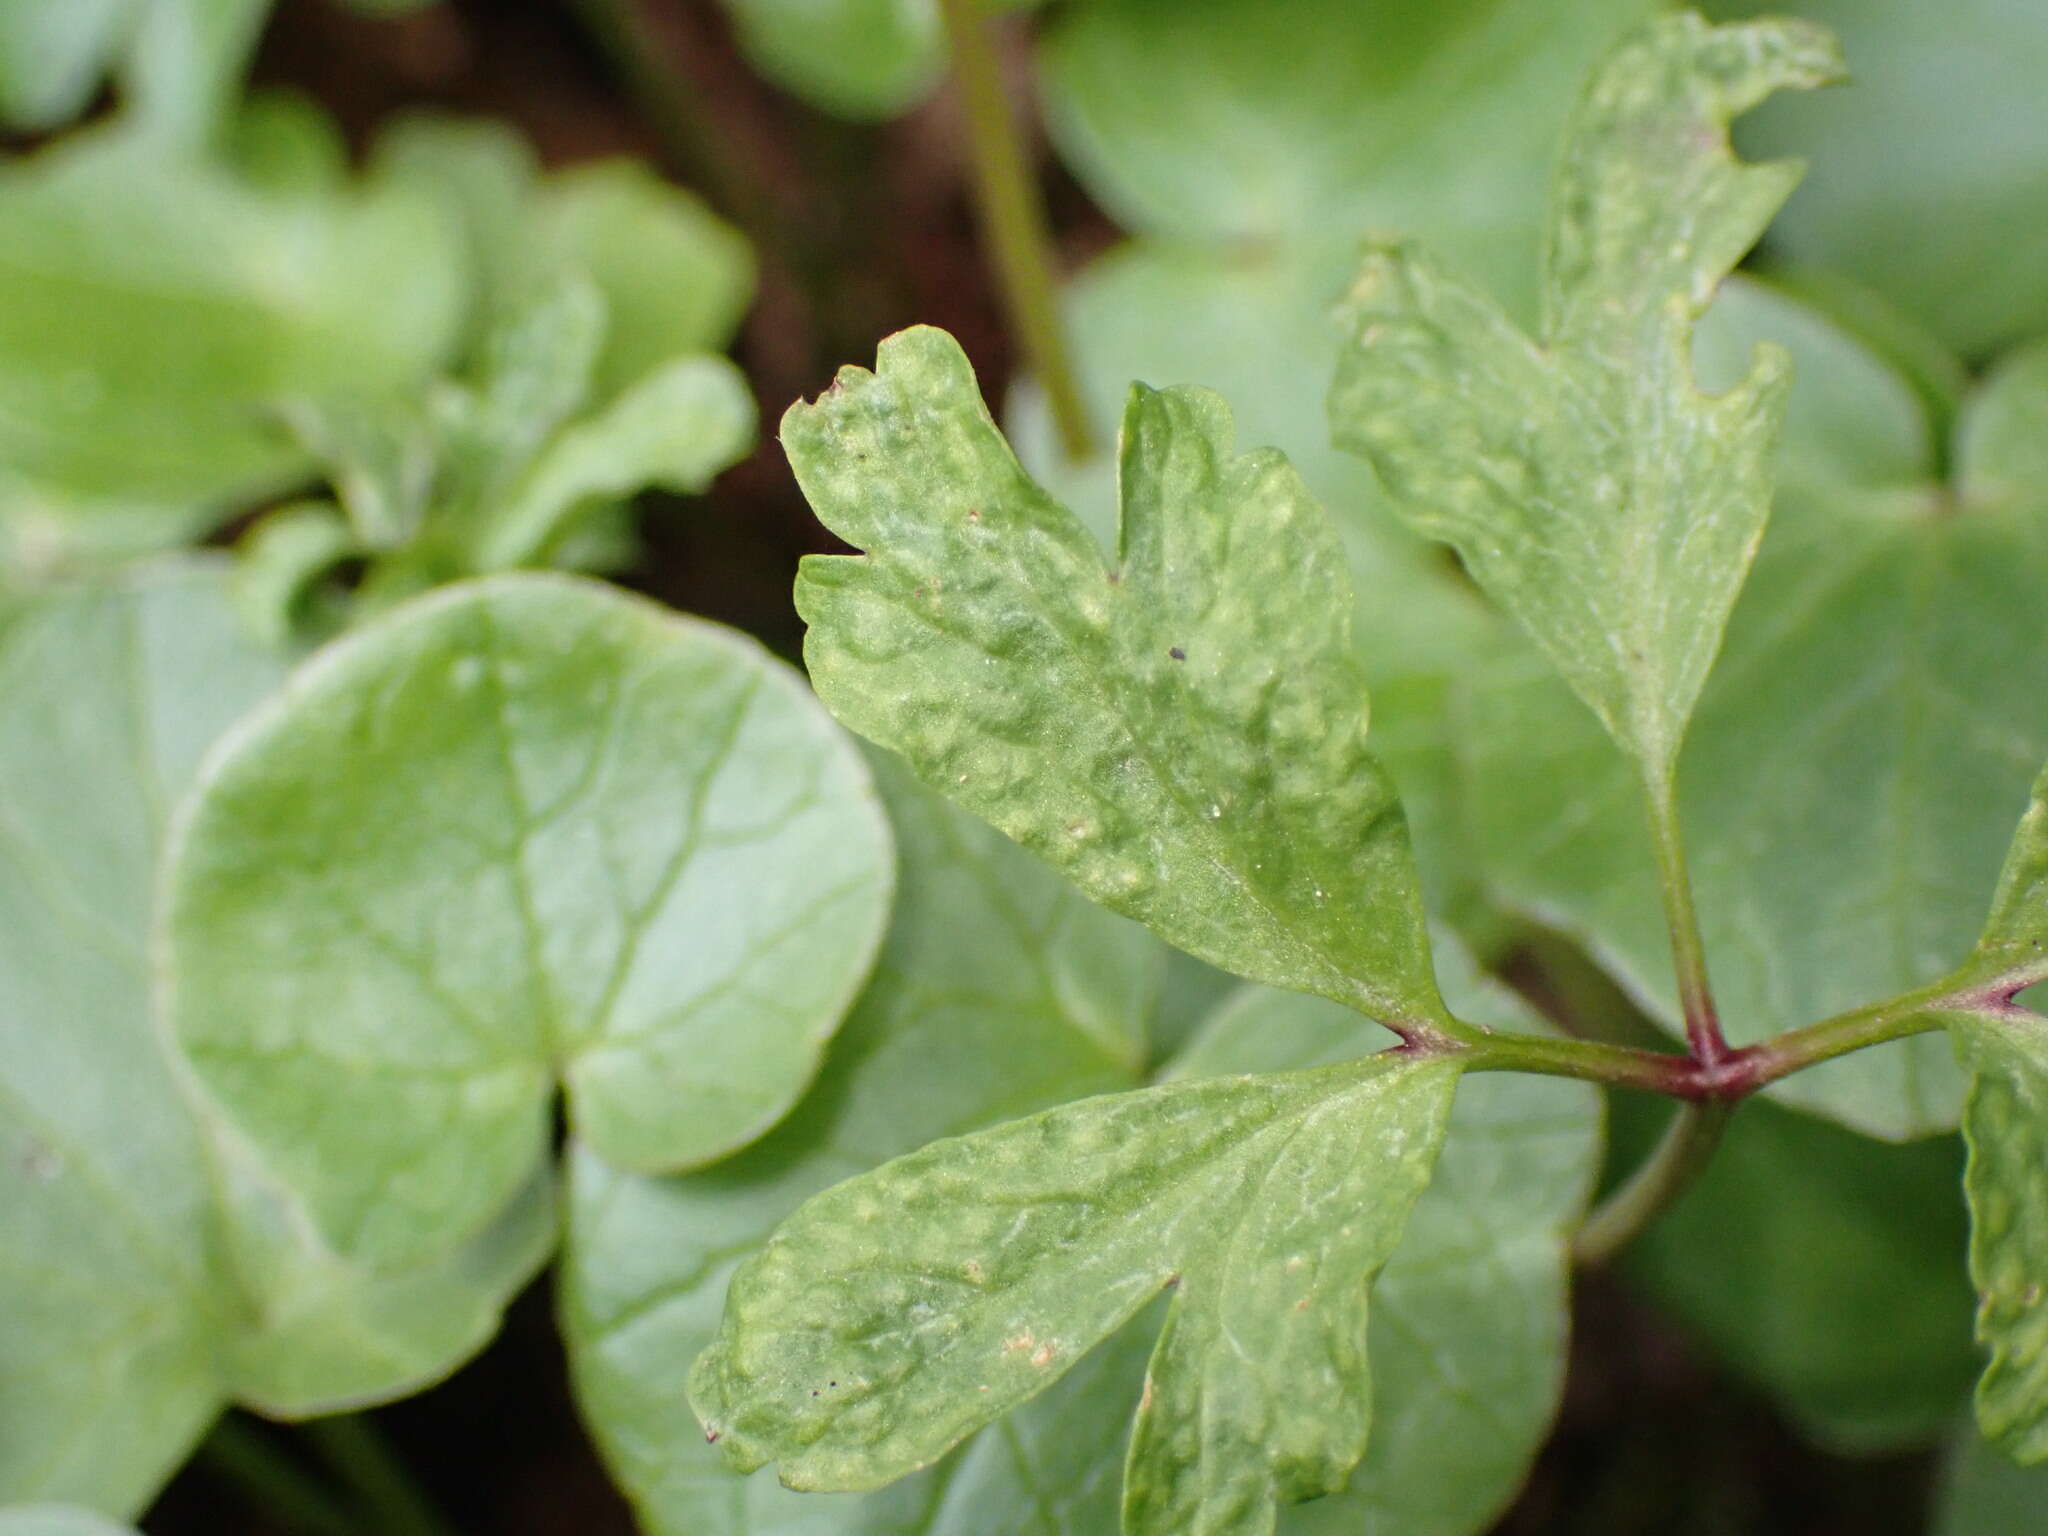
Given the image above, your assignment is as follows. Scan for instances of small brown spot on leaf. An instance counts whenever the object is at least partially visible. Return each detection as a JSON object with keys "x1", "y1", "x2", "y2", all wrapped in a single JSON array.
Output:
[
  {"x1": 1169, "y1": 647, "x2": 1186, "y2": 661},
  {"x1": 1031, "y1": 1343, "x2": 1056, "y2": 1368}
]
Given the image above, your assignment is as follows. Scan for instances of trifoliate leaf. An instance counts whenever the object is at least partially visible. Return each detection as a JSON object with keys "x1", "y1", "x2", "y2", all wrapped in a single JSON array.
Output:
[
  {"x1": 692, "y1": 1053, "x2": 1459, "y2": 1536},
  {"x1": 0, "y1": 564, "x2": 548, "y2": 1516},
  {"x1": 1454, "y1": 288, "x2": 2048, "y2": 1138},
  {"x1": 1039, "y1": 0, "x2": 1655, "y2": 319},
  {"x1": 162, "y1": 574, "x2": 893, "y2": 1270},
  {"x1": 793, "y1": 325, "x2": 1450, "y2": 1035},
  {"x1": 1330, "y1": 13, "x2": 1842, "y2": 781},
  {"x1": 562, "y1": 751, "x2": 1159, "y2": 1534}
]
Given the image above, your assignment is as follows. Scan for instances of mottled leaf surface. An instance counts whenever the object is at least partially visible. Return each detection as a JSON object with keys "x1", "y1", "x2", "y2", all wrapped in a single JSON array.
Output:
[
  {"x1": 1166, "y1": 961, "x2": 1599, "y2": 1536},
  {"x1": 1954, "y1": 1019, "x2": 2048, "y2": 1463},
  {"x1": 1331, "y1": 14, "x2": 1840, "y2": 779},
  {"x1": 1457, "y1": 277, "x2": 2048, "y2": 1135},
  {"x1": 0, "y1": 564, "x2": 547, "y2": 1516},
  {"x1": 163, "y1": 574, "x2": 892, "y2": 1269},
  {"x1": 793, "y1": 326, "x2": 1447, "y2": 1033},
  {"x1": 562, "y1": 753, "x2": 1159, "y2": 1535},
  {"x1": 692, "y1": 1053, "x2": 1457, "y2": 1535}
]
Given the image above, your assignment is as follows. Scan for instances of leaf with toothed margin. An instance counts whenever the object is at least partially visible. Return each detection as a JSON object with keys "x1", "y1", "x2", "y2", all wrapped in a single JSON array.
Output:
[
  {"x1": 1451, "y1": 280, "x2": 2048, "y2": 1140},
  {"x1": 1329, "y1": 13, "x2": 1843, "y2": 783},
  {"x1": 791, "y1": 324, "x2": 1450, "y2": 1037},
  {"x1": 691, "y1": 1051, "x2": 1458, "y2": 1536},
  {"x1": 160, "y1": 573, "x2": 893, "y2": 1272},
  {"x1": 1955, "y1": 1018, "x2": 2048, "y2": 1464},
  {"x1": 1947, "y1": 761, "x2": 2048, "y2": 1464}
]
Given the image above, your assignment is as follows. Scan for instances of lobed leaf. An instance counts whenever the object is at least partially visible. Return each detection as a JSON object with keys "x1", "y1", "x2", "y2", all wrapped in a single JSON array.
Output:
[
  {"x1": 1330, "y1": 13, "x2": 1841, "y2": 781},
  {"x1": 792, "y1": 325, "x2": 1448, "y2": 1034},
  {"x1": 162, "y1": 574, "x2": 892, "y2": 1270},
  {"x1": 691, "y1": 1053, "x2": 1459, "y2": 1535},
  {"x1": 1166, "y1": 965, "x2": 1599, "y2": 1536},
  {"x1": 1455, "y1": 283, "x2": 2048, "y2": 1137}
]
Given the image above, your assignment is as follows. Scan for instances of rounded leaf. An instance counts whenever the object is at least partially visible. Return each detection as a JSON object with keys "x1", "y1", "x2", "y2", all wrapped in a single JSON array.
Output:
[{"x1": 163, "y1": 574, "x2": 892, "y2": 1269}]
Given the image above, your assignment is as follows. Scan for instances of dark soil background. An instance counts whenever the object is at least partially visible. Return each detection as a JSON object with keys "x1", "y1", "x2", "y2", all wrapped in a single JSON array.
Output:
[{"x1": 143, "y1": 2, "x2": 1948, "y2": 1530}]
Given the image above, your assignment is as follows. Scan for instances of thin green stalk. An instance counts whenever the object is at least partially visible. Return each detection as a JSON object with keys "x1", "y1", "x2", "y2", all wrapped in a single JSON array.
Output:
[
  {"x1": 1459, "y1": 1029, "x2": 1699, "y2": 1098},
  {"x1": 1572, "y1": 1101, "x2": 1732, "y2": 1266},
  {"x1": 1645, "y1": 777, "x2": 1728, "y2": 1065},
  {"x1": 935, "y1": 0, "x2": 1095, "y2": 463},
  {"x1": 197, "y1": 1415, "x2": 359, "y2": 1536},
  {"x1": 1739, "y1": 967, "x2": 2023, "y2": 1088},
  {"x1": 303, "y1": 1414, "x2": 454, "y2": 1536}
]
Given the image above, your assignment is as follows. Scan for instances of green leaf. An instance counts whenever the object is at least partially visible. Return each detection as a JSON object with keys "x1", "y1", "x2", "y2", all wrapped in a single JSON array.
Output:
[
  {"x1": 535, "y1": 161, "x2": 754, "y2": 400},
  {"x1": 1958, "y1": 340, "x2": 2048, "y2": 515},
  {"x1": 1619, "y1": 1097, "x2": 1976, "y2": 1450},
  {"x1": 0, "y1": 129, "x2": 466, "y2": 574},
  {"x1": 1006, "y1": 240, "x2": 1496, "y2": 679},
  {"x1": 1934, "y1": 1424, "x2": 2048, "y2": 1535},
  {"x1": 1331, "y1": 13, "x2": 1841, "y2": 782},
  {"x1": 478, "y1": 354, "x2": 757, "y2": 570},
  {"x1": 231, "y1": 501, "x2": 357, "y2": 649},
  {"x1": 1039, "y1": 0, "x2": 1656, "y2": 319},
  {"x1": 1706, "y1": 0, "x2": 2048, "y2": 358},
  {"x1": 0, "y1": 563, "x2": 547, "y2": 1515},
  {"x1": 691, "y1": 1052, "x2": 1459, "y2": 1534},
  {"x1": 792, "y1": 326, "x2": 1449, "y2": 1034},
  {"x1": 162, "y1": 574, "x2": 893, "y2": 1270},
  {"x1": 1953, "y1": 1020, "x2": 2048, "y2": 1462},
  {"x1": 0, "y1": 0, "x2": 135, "y2": 132},
  {"x1": 1453, "y1": 290, "x2": 2048, "y2": 1138},
  {"x1": 0, "y1": 1509, "x2": 140, "y2": 1536},
  {"x1": 717, "y1": 0, "x2": 944, "y2": 120},
  {"x1": 561, "y1": 750, "x2": 1159, "y2": 1534},
  {"x1": 1166, "y1": 955, "x2": 1599, "y2": 1536}
]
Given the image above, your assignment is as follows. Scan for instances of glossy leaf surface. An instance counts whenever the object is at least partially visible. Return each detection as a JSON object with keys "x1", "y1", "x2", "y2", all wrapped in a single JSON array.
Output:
[
  {"x1": 163, "y1": 574, "x2": 892, "y2": 1269},
  {"x1": 0, "y1": 564, "x2": 547, "y2": 1516}
]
